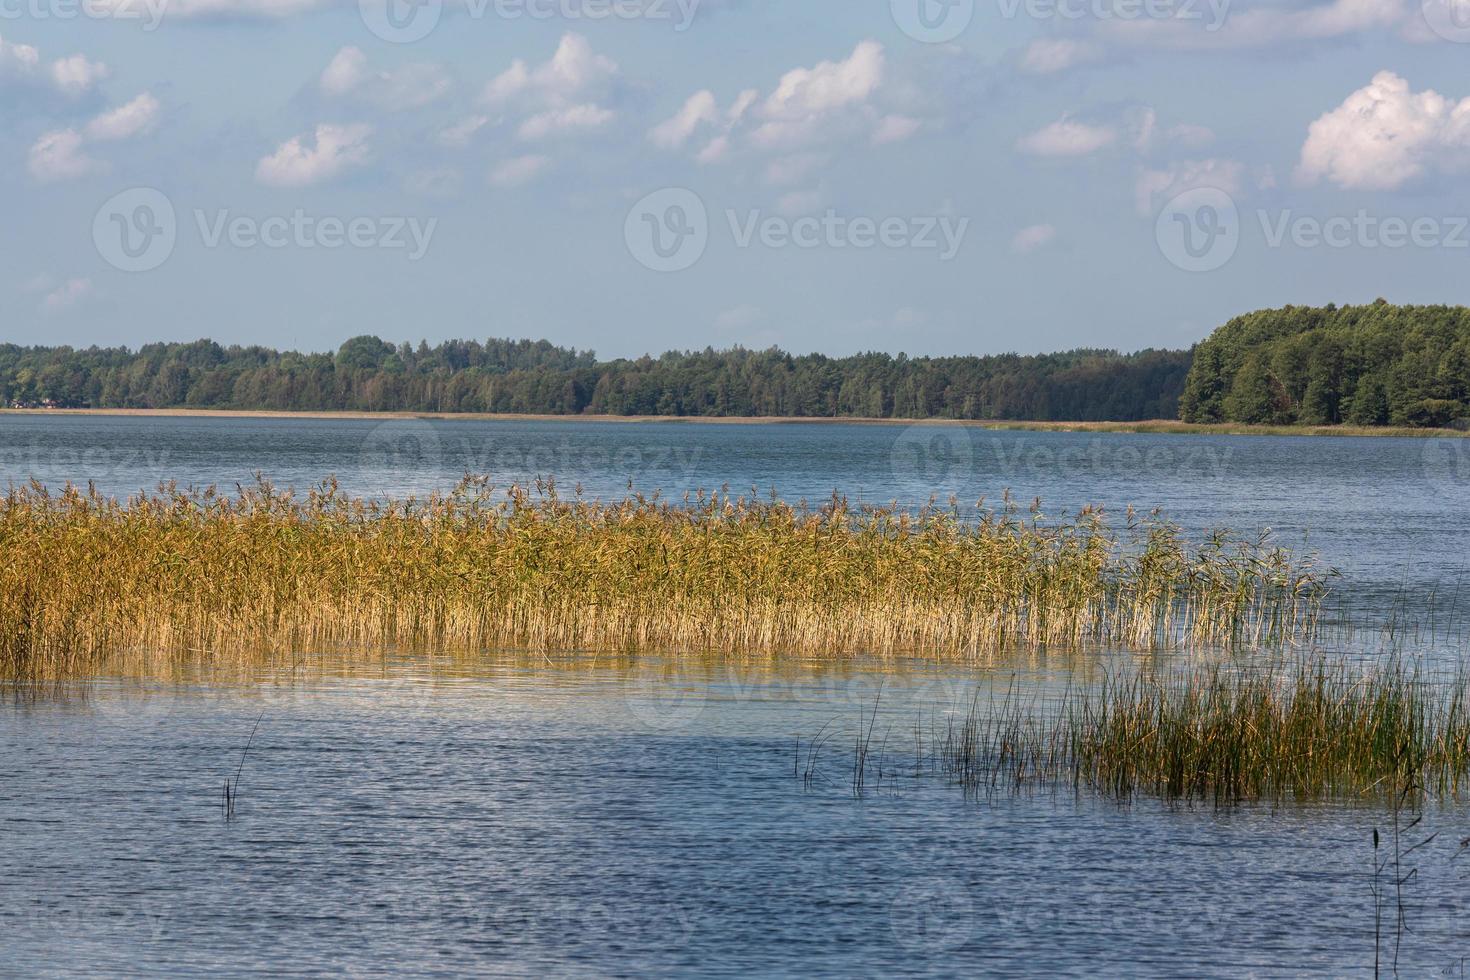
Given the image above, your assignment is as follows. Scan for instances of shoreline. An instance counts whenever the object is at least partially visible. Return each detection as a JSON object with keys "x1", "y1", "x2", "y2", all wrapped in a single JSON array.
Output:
[{"x1": 2, "y1": 407, "x2": 1466, "y2": 439}]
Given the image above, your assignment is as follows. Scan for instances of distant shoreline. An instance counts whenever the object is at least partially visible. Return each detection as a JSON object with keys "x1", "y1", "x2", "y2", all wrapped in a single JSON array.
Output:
[{"x1": 3, "y1": 407, "x2": 1467, "y2": 438}]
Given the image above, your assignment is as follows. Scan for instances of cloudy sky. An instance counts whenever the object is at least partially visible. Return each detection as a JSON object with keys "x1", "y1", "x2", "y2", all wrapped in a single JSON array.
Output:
[{"x1": 4, "y1": 0, "x2": 1470, "y2": 358}]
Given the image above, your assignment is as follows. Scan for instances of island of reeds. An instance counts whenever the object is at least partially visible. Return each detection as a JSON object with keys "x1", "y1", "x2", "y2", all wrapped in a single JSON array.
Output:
[
  {"x1": 922, "y1": 658, "x2": 1470, "y2": 803},
  {"x1": 0, "y1": 477, "x2": 1329, "y2": 679}
]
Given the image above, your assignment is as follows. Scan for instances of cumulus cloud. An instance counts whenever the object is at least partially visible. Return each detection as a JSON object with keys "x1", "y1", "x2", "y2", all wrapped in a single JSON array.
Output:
[
  {"x1": 1135, "y1": 158, "x2": 1244, "y2": 215},
  {"x1": 41, "y1": 277, "x2": 92, "y2": 315},
  {"x1": 651, "y1": 40, "x2": 908, "y2": 175},
  {"x1": 49, "y1": 54, "x2": 109, "y2": 97},
  {"x1": 26, "y1": 91, "x2": 160, "y2": 182},
  {"x1": 1019, "y1": 38, "x2": 1102, "y2": 74},
  {"x1": 255, "y1": 122, "x2": 372, "y2": 187},
  {"x1": 319, "y1": 47, "x2": 450, "y2": 111},
  {"x1": 1017, "y1": 118, "x2": 1117, "y2": 156},
  {"x1": 439, "y1": 114, "x2": 489, "y2": 148},
  {"x1": 481, "y1": 33, "x2": 619, "y2": 143},
  {"x1": 1297, "y1": 71, "x2": 1470, "y2": 190},
  {"x1": 649, "y1": 90, "x2": 718, "y2": 149},
  {"x1": 488, "y1": 154, "x2": 550, "y2": 188},
  {"x1": 1, "y1": 37, "x2": 109, "y2": 97},
  {"x1": 1011, "y1": 224, "x2": 1057, "y2": 254},
  {"x1": 85, "y1": 92, "x2": 160, "y2": 141},
  {"x1": 28, "y1": 129, "x2": 99, "y2": 181}
]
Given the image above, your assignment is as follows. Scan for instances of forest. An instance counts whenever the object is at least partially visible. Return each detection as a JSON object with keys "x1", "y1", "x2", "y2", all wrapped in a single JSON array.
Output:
[
  {"x1": 0, "y1": 337, "x2": 1190, "y2": 422},
  {"x1": 1178, "y1": 300, "x2": 1470, "y2": 428},
  {"x1": 5, "y1": 301, "x2": 1467, "y2": 427}
]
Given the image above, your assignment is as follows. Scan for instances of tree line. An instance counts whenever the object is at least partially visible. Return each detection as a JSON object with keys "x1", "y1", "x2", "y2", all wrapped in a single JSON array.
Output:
[
  {"x1": 1178, "y1": 300, "x2": 1470, "y2": 428},
  {"x1": 0, "y1": 336, "x2": 1190, "y2": 422}
]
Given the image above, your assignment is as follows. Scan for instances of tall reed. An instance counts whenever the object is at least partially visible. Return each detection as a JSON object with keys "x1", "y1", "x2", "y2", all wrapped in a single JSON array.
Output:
[
  {"x1": 929, "y1": 659, "x2": 1470, "y2": 803},
  {"x1": 0, "y1": 477, "x2": 1329, "y2": 679}
]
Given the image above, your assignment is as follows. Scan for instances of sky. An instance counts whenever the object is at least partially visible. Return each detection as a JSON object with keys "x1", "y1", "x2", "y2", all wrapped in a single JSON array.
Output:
[{"x1": 3, "y1": 0, "x2": 1470, "y2": 360}]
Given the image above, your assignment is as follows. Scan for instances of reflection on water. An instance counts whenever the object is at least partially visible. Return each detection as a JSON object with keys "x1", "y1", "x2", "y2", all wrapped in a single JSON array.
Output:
[{"x1": 4, "y1": 662, "x2": 1470, "y2": 977}]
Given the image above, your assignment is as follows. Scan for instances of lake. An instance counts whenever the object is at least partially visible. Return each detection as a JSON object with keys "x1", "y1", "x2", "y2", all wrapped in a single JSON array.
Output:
[{"x1": 3, "y1": 414, "x2": 1469, "y2": 976}]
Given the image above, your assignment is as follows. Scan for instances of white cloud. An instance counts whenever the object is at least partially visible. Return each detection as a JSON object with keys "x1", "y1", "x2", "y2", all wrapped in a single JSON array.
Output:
[
  {"x1": 320, "y1": 46, "x2": 367, "y2": 96},
  {"x1": 1135, "y1": 158, "x2": 1244, "y2": 214},
  {"x1": 41, "y1": 277, "x2": 92, "y2": 315},
  {"x1": 751, "y1": 41, "x2": 886, "y2": 151},
  {"x1": 762, "y1": 40, "x2": 884, "y2": 120},
  {"x1": 654, "y1": 41, "x2": 902, "y2": 181},
  {"x1": 480, "y1": 33, "x2": 617, "y2": 143},
  {"x1": 404, "y1": 167, "x2": 461, "y2": 198},
  {"x1": 483, "y1": 33, "x2": 617, "y2": 108},
  {"x1": 649, "y1": 90, "x2": 718, "y2": 149},
  {"x1": 85, "y1": 92, "x2": 160, "y2": 141},
  {"x1": 517, "y1": 104, "x2": 613, "y2": 140},
  {"x1": 255, "y1": 123, "x2": 372, "y2": 187},
  {"x1": 28, "y1": 129, "x2": 100, "y2": 182},
  {"x1": 872, "y1": 114, "x2": 920, "y2": 145},
  {"x1": 320, "y1": 46, "x2": 450, "y2": 111},
  {"x1": 1297, "y1": 71, "x2": 1470, "y2": 190},
  {"x1": 0, "y1": 35, "x2": 41, "y2": 75},
  {"x1": 488, "y1": 154, "x2": 550, "y2": 188},
  {"x1": 1017, "y1": 118, "x2": 1117, "y2": 156},
  {"x1": 2, "y1": 36, "x2": 111, "y2": 98},
  {"x1": 1011, "y1": 224, "x2": 1057, "y2": 254},
  {"x1": 49, "y1": 54, "x2": 108, "y2": 97},
  {"x1": 439, "y1": 114, "x2": 489, "y2": 148},
  {"x1": 1019, "y1": 38, "x2": 1102, "y2": 74}
]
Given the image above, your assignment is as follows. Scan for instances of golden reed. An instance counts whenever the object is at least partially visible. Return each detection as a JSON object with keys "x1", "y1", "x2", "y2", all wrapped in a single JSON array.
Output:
[{"x1": 0, "y1": 478, "x2": 1328, "y2": 678}]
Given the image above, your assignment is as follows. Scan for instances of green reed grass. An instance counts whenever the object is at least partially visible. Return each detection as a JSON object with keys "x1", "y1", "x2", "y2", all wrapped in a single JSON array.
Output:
[
  {"x1": 0, "y1": 477, "x2": 1328, "y2": 679},
  {"x1": 931, "y1": 659, "x2": 1470, "y2": 803}
]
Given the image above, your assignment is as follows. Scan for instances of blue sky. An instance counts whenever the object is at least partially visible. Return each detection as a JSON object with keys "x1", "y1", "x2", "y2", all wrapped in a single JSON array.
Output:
[{"x1": 4, "y1": 0, "x2": 1470, "y2": 359}]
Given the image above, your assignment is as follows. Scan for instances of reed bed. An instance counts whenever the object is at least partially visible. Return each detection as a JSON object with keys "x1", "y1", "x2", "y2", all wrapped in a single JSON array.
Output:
[
  {"x1": 0, "y1": 478, "x2": 1328, "y2": 679},
  {"x1": 929, "y1": 659, "x2": 1470, "y2": 803}
]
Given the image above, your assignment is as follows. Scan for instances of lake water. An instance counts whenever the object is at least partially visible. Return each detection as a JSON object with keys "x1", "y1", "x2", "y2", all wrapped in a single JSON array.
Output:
[{"x1": 3, "y1": 414, "x2": 1470, "y2": 976}]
